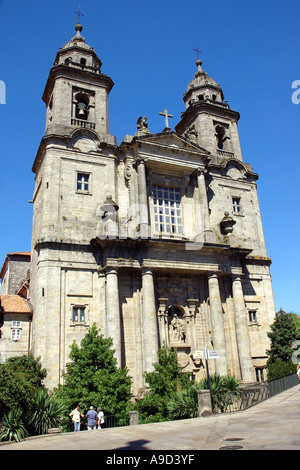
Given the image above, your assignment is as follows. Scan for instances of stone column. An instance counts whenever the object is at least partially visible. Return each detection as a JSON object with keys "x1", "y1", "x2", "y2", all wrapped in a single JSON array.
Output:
[
  {"x1": 207, "y1": 274, "x2": 228, "y2": 376},
  {"x1": 105, "y1": 267, "x2": 121, "y2": 366},
  {"x1": 141, "y1": 268, "x2": 159, "y2": 372},
  {"x1": 232, "y1": 275, "x2": 254, "y2": 382},
  {"x1": 136, "y1": 157, "x2": 149, "y2": 239}
]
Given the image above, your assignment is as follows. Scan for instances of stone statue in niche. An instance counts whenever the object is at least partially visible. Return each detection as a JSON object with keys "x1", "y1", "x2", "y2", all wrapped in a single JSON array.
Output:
[{"x1": 169, "y1": 313, "x2": 186, "y2": 343}]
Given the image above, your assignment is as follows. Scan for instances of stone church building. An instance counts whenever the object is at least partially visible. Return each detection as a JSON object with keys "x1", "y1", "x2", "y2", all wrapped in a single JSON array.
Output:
[{"x1": 29, "y1": 23, "x2": 276, "y2": 394}]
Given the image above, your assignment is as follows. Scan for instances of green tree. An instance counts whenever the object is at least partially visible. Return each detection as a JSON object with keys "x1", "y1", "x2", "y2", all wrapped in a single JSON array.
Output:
[
  {"x1": 266, "y1": 310, "x2": 299, "y2": 378},
  {"x1": 0, "y1": 353, "x2": 46, "y2": 420},
  {"x1": 133, "y1": 344, "x2": 192, "y2": 423},
  {"x1": 55, "y1": 324, "x2": 132, "y2": 422},
  {"x1": 266, "y1": 310, "x2": 299, "y2": 364}
]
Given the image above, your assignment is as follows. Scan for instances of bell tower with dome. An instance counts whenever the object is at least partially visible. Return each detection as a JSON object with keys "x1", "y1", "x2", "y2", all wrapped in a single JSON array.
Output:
[
  {"x1": 176, "y1": 59, "x2": 243, "y2": 160},
  {"x1": 43, "y1": 23, "x2": 114, "y2": 136}
]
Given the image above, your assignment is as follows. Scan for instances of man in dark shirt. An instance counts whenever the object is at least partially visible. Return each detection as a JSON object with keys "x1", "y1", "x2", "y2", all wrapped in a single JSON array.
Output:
[{"x1": 86, "y1": 406, "x2": 98, "y2": 430}]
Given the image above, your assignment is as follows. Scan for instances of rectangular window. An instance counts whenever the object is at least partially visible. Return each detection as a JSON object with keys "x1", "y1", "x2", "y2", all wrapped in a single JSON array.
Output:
[
  {"x1": 12, "y1": 321, "x2": 21, "y2": 328},
  {"x1": 232, "y1": 197, "x2": 241, "y2": 214},
  {"x1": 249, "y1": 310, "x2": 257, "y2": 323},
  {"x1": 72, "y1": 306, "x2": 86, "y2": 323},
  {"x1": 77, "y1": 173, "x2": 90, "y2": 193},
  {"x1": 11, "y1": 329, "x2": 21, "y2": 341},
  {"x1": 256, "y1": 368, "x2": 264, "y2": 382},
  {"x1": 153, "y1": 186, "x2": 182, "y2": 235}
]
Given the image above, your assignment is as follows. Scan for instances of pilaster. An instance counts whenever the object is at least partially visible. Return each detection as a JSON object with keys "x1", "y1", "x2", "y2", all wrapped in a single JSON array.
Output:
[
  {"x1": 207, "y1": 273, "x2": 228, "y2": 376},
  {"x1": 105, "y1": 267, "x2": 121, "y2": 365},
  {"x1": 141, "y1": 267, "x2": 159, "y2": 372},
  {"x1": 232, "y1": 275, "x2": 254, "y2": 382}
]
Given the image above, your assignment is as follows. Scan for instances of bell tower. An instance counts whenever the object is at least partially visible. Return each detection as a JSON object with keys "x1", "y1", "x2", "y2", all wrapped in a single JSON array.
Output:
[
  {"x1": 176, "y1": 60, "x2": 243, "y2": 161},
  {"x1": 43, "y1": 23, "x2": 114, "y2": 136}
]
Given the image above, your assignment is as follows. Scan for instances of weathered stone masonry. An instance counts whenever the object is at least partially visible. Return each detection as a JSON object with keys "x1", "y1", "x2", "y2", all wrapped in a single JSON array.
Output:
[{"x1": 30, "y1": 24, "x2": 276, "y2": 394}]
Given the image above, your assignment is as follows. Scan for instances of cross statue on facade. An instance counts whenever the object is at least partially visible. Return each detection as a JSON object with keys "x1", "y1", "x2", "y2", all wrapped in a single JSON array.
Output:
[
  {"x1": 193, "y1": 47, "x2": 202, "y2": 60},
  {"x1": 159, "y1": 109, "x2": 173, "y2": 131},
  {"x1": 74, "y1": 5, "x2": 84, "y2": 24}
]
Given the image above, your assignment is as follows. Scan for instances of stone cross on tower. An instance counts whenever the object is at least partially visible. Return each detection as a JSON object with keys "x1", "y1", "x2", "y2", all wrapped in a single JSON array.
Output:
[{"x1": 159, "y1": 109, "x2": 173, "y2": 132}]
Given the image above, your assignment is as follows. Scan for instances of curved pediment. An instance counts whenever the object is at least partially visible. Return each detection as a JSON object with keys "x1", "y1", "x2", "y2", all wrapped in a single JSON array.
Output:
[
  {"x1": 68, "y1": 128, "x2": 102, "y2": 152},
  {"x1": 224, "y1": 158, "x2": 248, "y2": 180}
]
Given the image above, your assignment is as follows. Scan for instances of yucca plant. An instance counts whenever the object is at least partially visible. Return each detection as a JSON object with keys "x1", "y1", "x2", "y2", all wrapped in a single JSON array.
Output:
[
  {"x1": 27, "y1": 389, "x2": 66, "y2": 435},
  {"x1": 198, "y1": 374, "x2": 241, "y2": 412},
  {"x1": 167, "y1": 387, "x2": 199, "y2": 420},
  {"x1": 0, "y1": 408, "x2": 28, "y2": 442}
]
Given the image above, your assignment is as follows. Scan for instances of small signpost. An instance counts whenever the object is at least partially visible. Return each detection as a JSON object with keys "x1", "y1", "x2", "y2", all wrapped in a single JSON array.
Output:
[{"x1": 203, "y1": 347, "x2": 219, "y2": 392}]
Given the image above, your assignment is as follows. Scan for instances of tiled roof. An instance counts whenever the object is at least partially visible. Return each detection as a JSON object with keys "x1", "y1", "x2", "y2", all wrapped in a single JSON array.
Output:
[
  {"x1": 6, "y1": 252, "x2": 31, "y2": 256},
  {"x1": 0, "y1": 295, "x2": 31, "y2": 313}
]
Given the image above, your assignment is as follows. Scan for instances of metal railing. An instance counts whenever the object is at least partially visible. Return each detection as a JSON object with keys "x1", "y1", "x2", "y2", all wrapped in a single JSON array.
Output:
[
  {"x1": 267, "y1": 372, "x2": 299, "y2": 398},
  {"x1": 103, "y1": 415, "x2": 129, "y2": 429},
  {"x1": 213, "y1": 373, "x2": 298, "y2": 414}
]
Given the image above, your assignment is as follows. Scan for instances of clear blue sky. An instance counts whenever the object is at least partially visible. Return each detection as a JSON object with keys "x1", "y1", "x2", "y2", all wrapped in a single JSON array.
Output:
[{"x1": 0, "y1": 0, "x2": 299, "y2": 313}]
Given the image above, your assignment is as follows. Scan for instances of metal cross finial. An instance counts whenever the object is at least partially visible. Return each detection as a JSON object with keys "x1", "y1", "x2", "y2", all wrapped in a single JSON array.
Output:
[
  {"x1": 193, "y1": 47, "x2": 202, "y2": 60},
  {"x1": 159, "y1": 109, "x2": 173, "y2": 129},
  {"x1": 74, "y1": 5, "x2": 84, "y2": 23}
]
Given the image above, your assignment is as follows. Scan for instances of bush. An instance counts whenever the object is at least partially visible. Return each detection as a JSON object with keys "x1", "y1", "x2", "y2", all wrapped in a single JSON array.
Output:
[
  {"x1": 167, "y1": 387, "x2": 199, "y2": 420},
  {"x1": 266, "y1": 359, "x2": 297, "y2": 380},
  {"x1": 133, "y1": 345, "x2": 193, "y2": 423},
  {"x1": 167, "y1": 374, "x2": 241, "y2": 419},
  {"x1": 0, "y1": 354, "x2": 46, "y2": 420},
  {"x1": 198, "y1": 374, "x2": 241, "y2": 413}
]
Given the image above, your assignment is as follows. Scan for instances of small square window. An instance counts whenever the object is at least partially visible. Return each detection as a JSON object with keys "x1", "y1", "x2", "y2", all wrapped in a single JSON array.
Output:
[
  {"x1": 77, "y1": 173, "x2": 90, "y2": 193},
  {"x1": 72, "y1": 306, "x2": 86, "y2": 323},
  {"x1": 249, "y1": 310, "x2": 257, "y2": 323}
]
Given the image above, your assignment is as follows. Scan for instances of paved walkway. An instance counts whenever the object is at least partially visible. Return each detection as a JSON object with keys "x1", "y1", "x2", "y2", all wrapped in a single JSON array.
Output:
[{"x1": 1, "y1": 385, "x2": 300, "y2": 451}]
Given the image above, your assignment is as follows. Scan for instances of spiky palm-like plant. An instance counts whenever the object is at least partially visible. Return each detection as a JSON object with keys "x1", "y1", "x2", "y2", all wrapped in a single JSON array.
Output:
[
  {"x1": 27, "y1": 389, "x2": 66, "y2": 435},
  {"x1": 0, "y1": 408, "x2": 28, "y2": 442},
  {"x1": 167, "y1": 387, "x2": 199, "y2": 420}
]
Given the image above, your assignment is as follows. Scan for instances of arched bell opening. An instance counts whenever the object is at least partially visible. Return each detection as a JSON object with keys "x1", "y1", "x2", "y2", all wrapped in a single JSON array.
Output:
[{"x1": 75, "y1": 92, "x2": 90, "y2": 120}]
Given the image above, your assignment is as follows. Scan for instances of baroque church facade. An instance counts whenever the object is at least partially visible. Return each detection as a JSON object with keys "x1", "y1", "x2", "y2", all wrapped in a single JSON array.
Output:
[{"x1": 30, "y1": 23, "x2": 276, "y2": 394}]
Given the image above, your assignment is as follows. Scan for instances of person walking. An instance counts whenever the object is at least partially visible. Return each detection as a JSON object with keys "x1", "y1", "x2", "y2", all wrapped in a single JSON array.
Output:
[
  {"x1": 69, "y1": 404, "x2": 84, "y2": 432},
  {"x1": 97, "y1": 407, "x2": 105, "y2": 429},
  {"x1": 86, "y1": 406, "x2": 98, "y2": 430}
]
